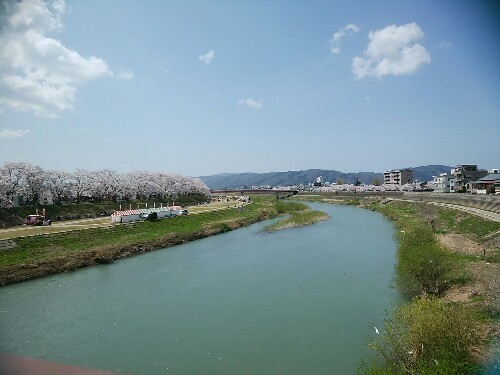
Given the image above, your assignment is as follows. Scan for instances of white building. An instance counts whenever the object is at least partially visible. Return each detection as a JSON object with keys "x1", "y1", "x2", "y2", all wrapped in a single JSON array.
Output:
[{"x1": 432, "y1": 173, "x2": 455, "y2": 193}]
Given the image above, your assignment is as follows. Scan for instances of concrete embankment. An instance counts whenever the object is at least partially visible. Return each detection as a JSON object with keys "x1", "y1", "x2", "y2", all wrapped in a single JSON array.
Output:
[{"x1": 402, "y1": 192, "x2": 500, "y2": 214}]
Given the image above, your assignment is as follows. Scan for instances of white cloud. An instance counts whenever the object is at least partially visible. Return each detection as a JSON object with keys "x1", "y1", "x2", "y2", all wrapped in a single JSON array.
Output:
[
  {"x1": 238, "y1": 98, "x2": 263, "y2": 109},
  {"x1": 329, "y1": 24, "x2": 360, "y2": 55},
  {"x1": 0, "y1": 0, "x2": 113, "y2": 117},
  {"x1": 116, "y1": 69, "x2": 135, "y2": 80},
  {"x1": 198, "y1": 50, "x2": 215, "y2": 65},
  {"x1": 0, "y1": 129, "x2": 31, "y2": 139},
  {"x1": 352, "y1": 22, "x2": 431, "y2": 80}
]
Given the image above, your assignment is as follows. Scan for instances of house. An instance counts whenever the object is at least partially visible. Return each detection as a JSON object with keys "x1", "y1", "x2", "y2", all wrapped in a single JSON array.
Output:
[
  {"x1": 471, "y1": 173, "x2": 500, "y2": 194},
  {"x1": 452, "y1": 165, "x2": 488, "y2": 192}
]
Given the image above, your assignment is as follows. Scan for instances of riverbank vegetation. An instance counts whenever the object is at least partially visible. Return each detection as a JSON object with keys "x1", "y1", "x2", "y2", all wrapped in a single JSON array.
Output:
[
  {"x1": 363, "y1": 297, "x2": 482, "y2": 374},
  {"x1": 264, "y1": 200, "x2": 329, "y2": 231},
  {"x1": 365, "y1": 200, "x2": 499, "y2": 373},
  {"x1": 361, "y1": 200, "x2": 495, "y2": 374},
  {"x1": 294, "y1": 194, "x2": 500, "y2": 373},
  {"x1": 265, "y1": 210, "x2": 330, "y2": 232},
  {"x1": 0, "y1": 196, "x2": 279, "y2": 285}
]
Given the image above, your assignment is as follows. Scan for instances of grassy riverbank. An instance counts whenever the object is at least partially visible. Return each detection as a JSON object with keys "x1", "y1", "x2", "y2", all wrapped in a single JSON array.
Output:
[
  {"x1": 362, "y1": 200, "x2": 497, "y2": 374},
  {"x1": 0, "y1": 197, "x2": 279, "y2": 285},
  {"x1": 0, "y1": 197, "x2": 330, "y2": 285},
  {"x1": 294, "y1": 194, "x2": 500, "y2": 373},
  {"x1": 264, "y1": 200, "x2": 329, "y2": 231}
]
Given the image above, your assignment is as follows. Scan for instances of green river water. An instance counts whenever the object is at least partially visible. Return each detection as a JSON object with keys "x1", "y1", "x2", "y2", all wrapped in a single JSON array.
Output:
[{"x1": 0, "y1": 202, "x2": 402, "y2": 374}]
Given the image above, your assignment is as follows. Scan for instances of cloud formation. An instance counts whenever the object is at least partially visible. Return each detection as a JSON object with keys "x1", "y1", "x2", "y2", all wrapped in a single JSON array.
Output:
[
  {"x1": 329, "y1": 24, "x2": 360, "y2": 54},
  {"x1": 0, "y1": 0, "x2": 112, "y2": 117},
  {"x1": 238, "y1": 98, "x2": 263, "y2": 109},
  {"x1": 352, "y1": 22, "x2": 431, "y2": 79},
  {"x1": 116, "y1": 69, "x2": 135, "y2": 80},
  {"x1": 0, "y1": 129, "x2": 31, "y2": 139},
  {"x1": 198, "y1": 50, "x2": 215, "y2": 65}
]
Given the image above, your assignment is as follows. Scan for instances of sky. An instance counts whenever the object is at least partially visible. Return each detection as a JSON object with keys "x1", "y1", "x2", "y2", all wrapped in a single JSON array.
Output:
[{"x1": 0, "y1": 0, "x2": 499, "y2": 177}]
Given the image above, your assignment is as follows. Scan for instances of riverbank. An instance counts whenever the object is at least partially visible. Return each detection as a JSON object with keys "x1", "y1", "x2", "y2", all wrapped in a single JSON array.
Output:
[
  {"x1": 0, "y1": 197, "x2": 279, "y2": 285},
  {"x1": 296, "y1": 194, "x2": 500, "y2": 373}
]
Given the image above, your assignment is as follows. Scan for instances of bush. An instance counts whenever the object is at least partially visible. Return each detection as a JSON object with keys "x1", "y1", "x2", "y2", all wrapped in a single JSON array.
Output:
[
  {"x1": 362, "y1": 297, "x2": 482, "y2": 374},
  {"x1": 394, "y1": 223, "x2": 457, "y2": 297},
  {"x1": 396, "y1": 243, "x2": 455, "y2": 297}
]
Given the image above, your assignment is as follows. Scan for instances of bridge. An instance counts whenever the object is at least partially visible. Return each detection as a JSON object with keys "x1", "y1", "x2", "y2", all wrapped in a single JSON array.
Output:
[{"x1": 211, "y1": 189, "x2": 299, "y2": 199}]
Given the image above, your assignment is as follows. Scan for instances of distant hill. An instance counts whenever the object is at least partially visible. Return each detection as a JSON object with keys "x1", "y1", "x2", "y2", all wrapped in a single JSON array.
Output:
[{"x1": 199, "y1": 165, "x2": 451, "y2": 189}]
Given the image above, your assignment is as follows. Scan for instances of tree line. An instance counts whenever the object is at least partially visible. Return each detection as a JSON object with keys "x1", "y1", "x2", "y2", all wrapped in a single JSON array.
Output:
[{"x1": 0, "y1": 162, "x2": 211, "y2": 208}]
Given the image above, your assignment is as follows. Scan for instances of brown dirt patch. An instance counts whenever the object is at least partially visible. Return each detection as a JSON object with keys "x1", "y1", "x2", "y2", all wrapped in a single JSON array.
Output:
[
  {"x1": 443, "y1": 281, "x2": 484, "y2": 303},
  {"x1": 439, "y1": 233, "x2": 500, "y2": 311},
  {"x1": 468, "y1": 261, "x2": 500, "y2": 312},
  {"x1": 438, "y1": 233, "x2": 494, "y2": 257}
]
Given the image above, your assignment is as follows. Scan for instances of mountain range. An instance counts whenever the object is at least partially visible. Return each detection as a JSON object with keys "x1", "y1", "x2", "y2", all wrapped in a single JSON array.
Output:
[{"x1": 198, "y1": 165, "x2": 452, "y2": 189}]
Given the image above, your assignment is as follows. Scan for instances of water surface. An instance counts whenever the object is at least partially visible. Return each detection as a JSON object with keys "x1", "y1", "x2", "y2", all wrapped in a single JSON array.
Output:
[{"x1": 0, "y1": 202, "x2": 401, "y2": 374}]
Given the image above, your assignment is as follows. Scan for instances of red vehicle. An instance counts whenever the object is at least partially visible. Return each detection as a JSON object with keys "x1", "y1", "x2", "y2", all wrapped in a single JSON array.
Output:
[{"x1": 24, "y1": 215, "x2": 45, "y2": 226}]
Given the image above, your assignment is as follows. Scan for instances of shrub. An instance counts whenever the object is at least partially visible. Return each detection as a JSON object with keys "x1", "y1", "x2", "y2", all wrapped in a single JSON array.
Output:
[
  {"x1": 396, "y1": 243, "x2": 455, "y2": 297},
  {"x1": 363, "y1": 297, "x2": 482, "y2": 374},
  {"x1": 394, "y1": 222, "x2": 459, "y2": 297}
]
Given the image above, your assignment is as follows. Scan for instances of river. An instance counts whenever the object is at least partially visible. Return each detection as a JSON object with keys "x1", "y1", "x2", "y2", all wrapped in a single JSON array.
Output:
[{"x1": 0, "y1": 202, "x2": 401, "y2": 374}]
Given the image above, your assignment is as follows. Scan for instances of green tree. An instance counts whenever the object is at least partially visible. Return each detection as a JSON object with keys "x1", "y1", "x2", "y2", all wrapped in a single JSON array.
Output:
[
  {"x1": 486, "y1": 184, "x2": 496, "y2": 195},
  {"x1": 371, "y1": 177, "x2": 382, "y2": 186}
]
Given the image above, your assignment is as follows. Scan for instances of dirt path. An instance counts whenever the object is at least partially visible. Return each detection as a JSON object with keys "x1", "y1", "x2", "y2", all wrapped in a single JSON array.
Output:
[{"x1": 0, "y1": 202, "x2": 246, "y2": 240}]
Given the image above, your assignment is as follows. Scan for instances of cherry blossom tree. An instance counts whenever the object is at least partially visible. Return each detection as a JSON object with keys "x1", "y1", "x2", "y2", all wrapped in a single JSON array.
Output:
[
  {"x1": 20, "y1": 163, "x2": 46, "y2": 204},
  {"x1": 0, "y1": 162, "x2": 46, "y2": 204},
  {"x1": 0, "y1": 173, "x2": 12, "y2": 208},
  {"x1": 0, "y1": 162, "x2": 25, "y2": 203},
  {"x1": 45, "y1": 170, "x2": 73, "y2": 204},
  {"x1": 72, "y1": 169, "x2": 95, "y2": 203},
  {"x1": 0, "y1": 162, "x2": 211, "y2": 208}
]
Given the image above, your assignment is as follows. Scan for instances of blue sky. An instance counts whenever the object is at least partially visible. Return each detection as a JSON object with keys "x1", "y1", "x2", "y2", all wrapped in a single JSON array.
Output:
[{"x1": 0, "y1": 0, "x2": 499, "y2": 176}]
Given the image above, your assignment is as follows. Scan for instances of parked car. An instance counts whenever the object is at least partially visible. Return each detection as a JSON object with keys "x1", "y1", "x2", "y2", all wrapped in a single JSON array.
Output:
[
  {"x1": 24, "y1": 215, "x2": 44, "y2": 226},
  {"x1": 177, "y1": 209, "x2": 188, "y2": 216},
  {"x1": 143, "y1": 212, "x2": 158, "y2": 221}
]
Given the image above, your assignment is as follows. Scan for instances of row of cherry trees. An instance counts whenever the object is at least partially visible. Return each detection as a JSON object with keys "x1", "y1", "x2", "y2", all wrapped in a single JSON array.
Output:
[
  {"x1": 311, "y1": 182, "x2": 434, "y2": 193},
  {"x1": 0, "y1": 162, "x2": 211, "y2": 208}
]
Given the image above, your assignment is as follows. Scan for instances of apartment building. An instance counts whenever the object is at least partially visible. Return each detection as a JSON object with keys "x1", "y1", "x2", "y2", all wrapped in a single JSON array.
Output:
[
  {"x1": 384, "y1": 169, "x2": 413, "y2": 185},
  {"x1": 452, "y1": 165, "x2": 488, "y2": 192},
  {"x1": 432, "y1": 173, "x2": 455, "y2": 193}
]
